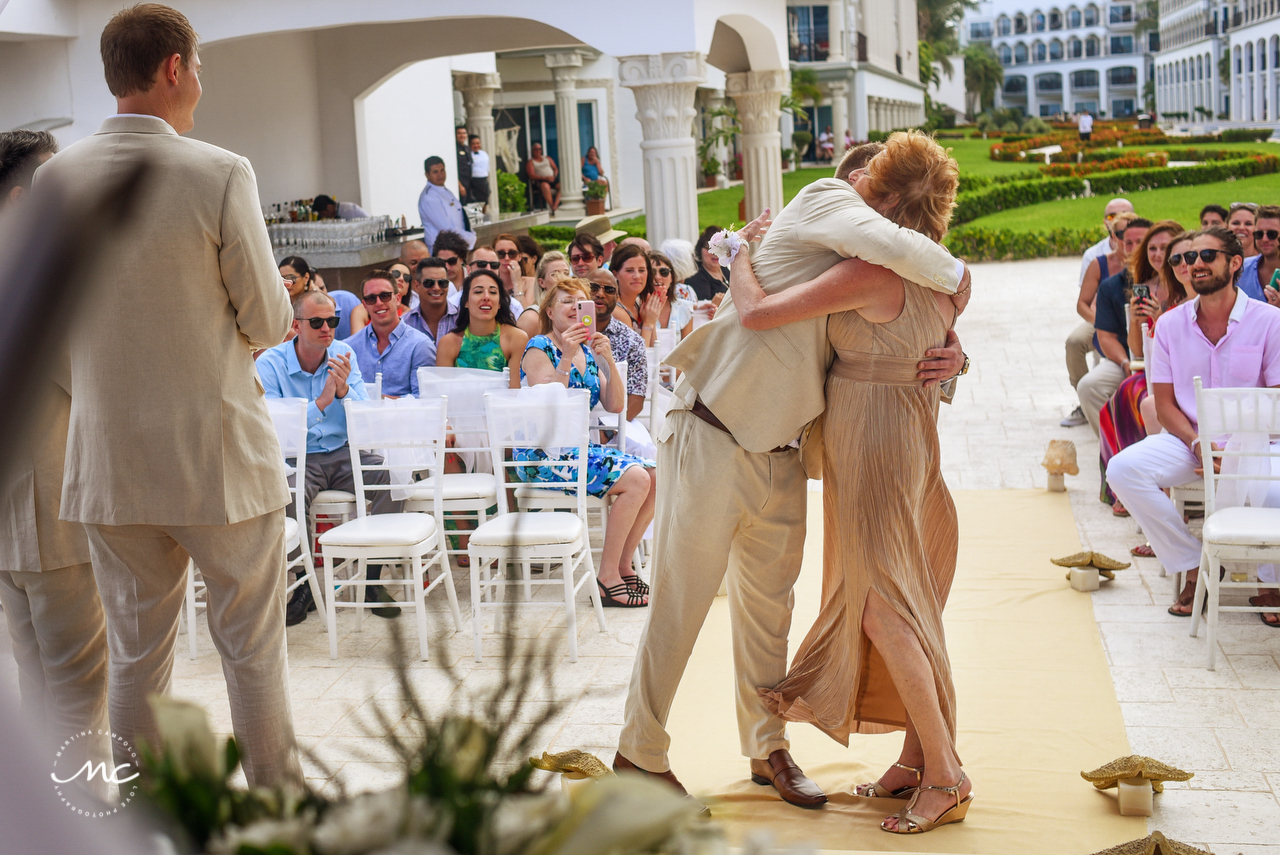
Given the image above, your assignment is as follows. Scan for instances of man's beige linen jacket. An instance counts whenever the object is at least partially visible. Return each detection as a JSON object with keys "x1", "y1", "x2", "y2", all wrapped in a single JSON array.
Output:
[
  {"x1": 41, "y1": 115, "x2": 292, "y2": 526},
  {"x1": 664, "y1": 178, "x2": 960, "y2": 477}
]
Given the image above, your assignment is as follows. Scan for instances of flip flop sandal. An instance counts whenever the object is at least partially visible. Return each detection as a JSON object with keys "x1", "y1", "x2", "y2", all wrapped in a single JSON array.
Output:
[
  {"x1": 1249, "y1": 596, "x2": 1280, "y2": 628},
  {"x1": 1131, "y1": 543, "x2": 1156, "y2": 557}
]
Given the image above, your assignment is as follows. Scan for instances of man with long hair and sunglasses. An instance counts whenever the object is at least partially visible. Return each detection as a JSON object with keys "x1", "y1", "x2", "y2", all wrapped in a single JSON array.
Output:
[
  {"x1": 344, "y1": 270, "x2": 433, "y2": 399},
  {"x1": 1108, "y1": 227, "x2": 1280, "y2": 622},
  {"x1": 1237, "y1": 205, "x2": 1280, "y2": 306},
  {"x1": 256, "y1": 291, "x2": 402, "y2": 625}
]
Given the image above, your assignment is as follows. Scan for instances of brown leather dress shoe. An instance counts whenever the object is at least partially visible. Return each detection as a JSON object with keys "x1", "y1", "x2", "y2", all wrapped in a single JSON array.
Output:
[
  {"x1": 749, "y1": 749, "x2": 828, "y2": 808},
  {"x1": 613, "y1": 752, "x2": 711, "y2": 817}
]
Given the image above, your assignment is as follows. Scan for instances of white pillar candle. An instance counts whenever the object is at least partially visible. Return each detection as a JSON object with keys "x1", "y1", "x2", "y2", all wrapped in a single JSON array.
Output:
[
  {"x1": 1117, "y1": 777, "x2": 1153, "y2": 816},
  {"x1": 1070, "y1": 567, "x2": 1100, "y2": 592}
]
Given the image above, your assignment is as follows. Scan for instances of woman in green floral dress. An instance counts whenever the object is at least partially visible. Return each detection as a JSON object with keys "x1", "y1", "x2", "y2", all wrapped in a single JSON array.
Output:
[{"x1": 434, "y1": 269, "x2": 528, "y2": 388}]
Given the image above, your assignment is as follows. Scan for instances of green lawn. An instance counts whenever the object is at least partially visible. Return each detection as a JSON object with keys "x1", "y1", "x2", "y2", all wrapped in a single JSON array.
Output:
[
  {"x1": 956, "y1": 172, "x2": 1280, "y2": 233},
  {"x1": 940, "y1": 137, "x2": 1040, "y2": 178}
]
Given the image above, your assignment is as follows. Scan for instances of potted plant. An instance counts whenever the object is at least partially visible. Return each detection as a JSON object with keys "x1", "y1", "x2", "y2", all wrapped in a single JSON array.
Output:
[
  {"x1": 733, "y1": 152, "x2": 744, "y2": 181},
  {"x1": 582, "y1": 180, "x2": 608, "y2": 215},
  {"x1": 701, "y1": 156, "x2": 721, "y2": 188},
  {"x1": 792, "y1": 130, "x2": 813, "y2": 161},
  {"x1": 781, "y1": 147, "x2": 794, "y2": 169}
]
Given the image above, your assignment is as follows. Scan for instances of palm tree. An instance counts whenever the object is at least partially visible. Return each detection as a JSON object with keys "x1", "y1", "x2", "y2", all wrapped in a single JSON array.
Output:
[
  {"x1": 917, "y1": 0, "x2": 979, "y2": 77},
  {"x1": 963, "y1": 43, "x2": 1003, "y2": 117}
]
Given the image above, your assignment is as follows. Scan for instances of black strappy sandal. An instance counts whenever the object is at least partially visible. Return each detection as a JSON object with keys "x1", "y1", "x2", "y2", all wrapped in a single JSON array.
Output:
[{"x1": 598, "y1": 579, "x2": 648, "y2": 608}]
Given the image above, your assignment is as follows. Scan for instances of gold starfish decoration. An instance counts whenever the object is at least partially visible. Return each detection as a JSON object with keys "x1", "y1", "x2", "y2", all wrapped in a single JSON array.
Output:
[
  {"x1": 1052, "y1": 551, "x2": 1131, "y2": 571},
  {"x1": 529, "y1": 750, "x2": 613, "y2": 779},
  {"x1": 1082, "y1": 756, "x2": 1194, "y2": 792},
  {"x1": 1089, "y1": 831, "x2": 1213, "y2": 855}
]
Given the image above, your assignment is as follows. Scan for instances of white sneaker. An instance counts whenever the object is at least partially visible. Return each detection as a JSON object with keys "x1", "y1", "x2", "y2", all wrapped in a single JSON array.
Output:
[{"x1": 1060, "y1": 406, "x2": 1087, "y2": 427}]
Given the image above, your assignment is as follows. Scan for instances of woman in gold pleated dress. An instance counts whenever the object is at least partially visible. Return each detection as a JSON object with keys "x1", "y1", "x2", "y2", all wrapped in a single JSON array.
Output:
[{"x1": 726, "y1": 131, "x2": 974, "y2": 835}]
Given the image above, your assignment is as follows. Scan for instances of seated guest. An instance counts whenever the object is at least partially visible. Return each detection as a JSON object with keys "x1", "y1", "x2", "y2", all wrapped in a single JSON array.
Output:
[
  {"x1": 494, "y1": 233, "x2": 532, "y2": 310},
  {"x1": 257, "y1": 291, "x2": 402, "y2": 624},
  {"x1": 520, "y1": 277, "x2": 655, "y2": 608},
  {"x1": 435, "y1": 269, "x2": 527, "y2": 388},
  {"x1": 469, "y1": 245, "x2": 522, "y2": 316},
  {"x1": 399, "y1": 239, "x2": 430, "y2": 271},
  {"x1": 620, "y1": 236, "x2": 652, "y2": 252},
  {"x1": 1108, "y1": 227, "x2": 1280, "y2": 621},
  {"x1": 582, "y1": 145, "x2": 608, "y2": 191},
  {"x1": 576, "y1": 214, "x2": 626, "y2": 267},
  {"x1": 279, "y1": 256, "x2": 361, "y2": 340},
  {"x1": 312, "y1": 194, "x2": 368, "y2": 220},
  {"x1": 526, "y1": 142, "x2": 560, "y2": 215},
  {"x1": 569, "y1": 231, "x2": 604, "y2": 279},
  {"x1": 1200, "y1": 204, "x2": 1228, "y2": 229},
  {"x1": 403, "y1": 257, "x2": 459, "y2": 361},
  {"x1": 1095, "y1": 220, "x2": 1182, "y2": 512},
  {"x1": 687, "y1": 225, "x2": 730, "y2": 303},
  {"x1": 516, "y1": 234, "x2": 543, "y2": 277},
  {"x1": 610, "y1": 243, "x2": 661, "y2": 346},
  {"x1": 433, "y1": 230, "x2": 471, "y2": 306},
  {"x1": 1229, "y1": 202, "x2": 1258, "y2": 257},
  {"x1": 518, "y1": 252, "x2": 570, "y2": 337},
  {"x1": 1077, "y1": 217, "x2": 1150, "y2": 436},
  {"x1": 345, "y1": 270, "x2": 433, "y2": 399},
  {"x1": 648, "y1": 250, "x2": 695, "y2": 339},
  {"x1": 1237, "y1": 205, "x2": 1280, "y2": 303},
  {"x1": 589, "y1": 269, "x2": 657, "y2": 459},
  {"x1": 389, "y1": 262, "x2": 417, "y2": 314},
  {"x1": 419, "y1": 155, "x2": 476, "y2": 251}
]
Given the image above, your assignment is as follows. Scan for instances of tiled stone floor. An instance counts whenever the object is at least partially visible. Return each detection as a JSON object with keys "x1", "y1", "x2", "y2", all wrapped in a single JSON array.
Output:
[{"x1": 4, "y1": 256, "x2": 1279, "y2": 852}]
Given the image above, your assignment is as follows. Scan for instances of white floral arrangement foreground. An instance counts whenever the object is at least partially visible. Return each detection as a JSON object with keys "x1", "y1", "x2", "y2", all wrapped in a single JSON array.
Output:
[{"x1": 134, "y1": 690, "x2": 716, "y2": 855}]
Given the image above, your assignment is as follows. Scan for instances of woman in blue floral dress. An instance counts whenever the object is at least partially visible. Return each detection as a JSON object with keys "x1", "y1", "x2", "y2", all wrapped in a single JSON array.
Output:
[{"x1": 519, "y1": 278, "x2": 656, "y2": 608}]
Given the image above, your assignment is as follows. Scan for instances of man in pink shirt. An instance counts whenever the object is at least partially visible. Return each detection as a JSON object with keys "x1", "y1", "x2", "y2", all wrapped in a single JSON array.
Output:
[{"x1": 1108, "y1": 227, "x2": 1280, "y2": 620}]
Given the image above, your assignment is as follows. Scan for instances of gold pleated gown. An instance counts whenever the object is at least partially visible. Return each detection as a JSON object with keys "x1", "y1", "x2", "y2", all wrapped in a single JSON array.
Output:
[{"x1": 760, "y1": 280, "x2": 960, "y2": 747}]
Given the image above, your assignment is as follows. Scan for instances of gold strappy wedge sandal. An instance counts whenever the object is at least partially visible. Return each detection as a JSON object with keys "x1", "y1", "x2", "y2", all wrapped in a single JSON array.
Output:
[
  {"x1": 881, "y1": 772, "x2": 973, "y2": 834},
  {"x1": 854, "y1": 763, "x2": 923, "y2": 799}
]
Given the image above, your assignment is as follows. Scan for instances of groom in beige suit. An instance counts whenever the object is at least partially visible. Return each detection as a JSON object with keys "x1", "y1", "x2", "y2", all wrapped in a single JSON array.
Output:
[
  {"x1": 616, "y1": 167, "x2": 967, "y2": 811},
  {"x1": 38, "y1": 5, "x2": 299, "y2": 786}
]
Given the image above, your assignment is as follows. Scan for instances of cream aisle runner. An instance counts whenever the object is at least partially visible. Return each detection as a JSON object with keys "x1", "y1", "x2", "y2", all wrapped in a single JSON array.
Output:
[{"x1": 665, "y1": 489, "x2": 1146, "y2": 854}]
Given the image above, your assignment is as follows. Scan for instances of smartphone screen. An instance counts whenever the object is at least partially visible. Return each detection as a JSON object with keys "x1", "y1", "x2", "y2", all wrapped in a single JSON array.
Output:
[{"x1": 576, "y1": 300, "x2": 596, "y2": 332}]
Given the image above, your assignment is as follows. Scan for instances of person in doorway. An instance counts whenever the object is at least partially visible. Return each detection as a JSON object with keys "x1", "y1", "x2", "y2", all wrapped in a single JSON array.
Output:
[
  {"x1": 455, "y1": 125, "x2": 473, "y2": 203},
  {"x1": 468, "y1": 134, "x2": 490, "y2": 208}
]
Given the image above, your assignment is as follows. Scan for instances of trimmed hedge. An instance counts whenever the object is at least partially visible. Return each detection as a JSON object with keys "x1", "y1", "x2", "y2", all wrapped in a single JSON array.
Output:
[
  {"x1": 1041, "y1": 153, "x2": 1168, "y2": 177},
  {"x1": 952, "y1": 154, "x2": 1279, "y2": 226},
  {"x1": 944, "y1": 226, "x2": 1108, "y2": 262},
  {"x1": 1221, "y1": 128, "x2": 1275, "y2": 142},
  {"x1": 527, "y1": 225, "x2": 577, "y2": 245}
]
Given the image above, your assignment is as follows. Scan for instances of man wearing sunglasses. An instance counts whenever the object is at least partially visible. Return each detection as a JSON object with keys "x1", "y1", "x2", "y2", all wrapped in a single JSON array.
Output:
[
  {"x1": 589, "y1": 270, "x2": 655, "y2": 456},
  {"x1": 433, "y1": 230, "x2": 471, "y2": 307},
  {"x1": 257, "y1": 291, "x2": 403, "y2": 624},
  {"x1": 1236, "y1": 205, "x2": 1280, "y2": 307},
  {"x1": 344, "y1": 270, "x2": 433, "y2": 399},
  {"x1": 403, "y1": 257, "x2": 460, "y2": 362},
  {"x1": 1108, "y1": 227, "x2": 1280, "y2": 622},
  {"x1": 569, "y1": 232, "x2": 605, "y2": 279}
]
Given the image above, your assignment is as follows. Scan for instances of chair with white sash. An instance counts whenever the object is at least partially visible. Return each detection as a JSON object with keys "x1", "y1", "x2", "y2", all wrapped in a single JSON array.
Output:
[
  {"x1": 318, "y1": 396, "x2": 463, "y2": 660},
  {"x1": 468, "y1": 387, "x2": 606, "y2": 662},
  {"x1": 1189, "y1": 378, "x2": 1280, "y2": 669}
]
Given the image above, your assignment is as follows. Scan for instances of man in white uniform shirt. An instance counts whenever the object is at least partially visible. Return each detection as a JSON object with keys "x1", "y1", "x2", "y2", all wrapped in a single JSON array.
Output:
[
  {"x1": 1062, "y1": 196, "x2": 1133, "y2": 426},
  {"x1": 468, "y1": 135, "x2": 490, "y2": 209},
  {"x1": 418, "y1": 155, "x2": 476, "y2": 251}
]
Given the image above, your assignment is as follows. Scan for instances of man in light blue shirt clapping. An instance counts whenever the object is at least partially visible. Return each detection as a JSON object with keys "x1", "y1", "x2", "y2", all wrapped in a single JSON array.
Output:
[
  {"x1": 256, "y1": 291, "x2": 402, "y2": 625},
  {"x1": 418, "y1": 155, "x2": 475, "y2": 252}
]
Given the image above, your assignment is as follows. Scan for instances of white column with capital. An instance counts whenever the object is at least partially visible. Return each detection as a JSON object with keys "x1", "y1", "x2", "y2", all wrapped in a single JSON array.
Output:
[
  {"x1": 454, "y1": 71, "x2": 502, "y2": 217},
  {"x1": 546, "y1": 52, "x2": 585, "y2": 219},
  {"x1": 727, "y1": 69, "x2": 787, "y2": 220},
  {"x1": 618, "y1": 53, "x2": 706, "y2": 246},
  {"x1": 829, "y1": 80, "x2": 850, "y2": 150}
]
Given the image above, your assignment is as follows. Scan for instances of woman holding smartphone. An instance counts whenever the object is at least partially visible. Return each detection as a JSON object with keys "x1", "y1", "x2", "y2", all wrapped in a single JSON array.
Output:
[{"x1": 519, "y1": 277, "x2": 656, "y2": 608}]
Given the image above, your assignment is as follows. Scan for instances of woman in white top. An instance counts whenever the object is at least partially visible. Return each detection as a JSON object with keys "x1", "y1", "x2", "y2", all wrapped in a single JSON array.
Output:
[{"x1": 648, "y1": 250, "x2": 694, "y2": 339}]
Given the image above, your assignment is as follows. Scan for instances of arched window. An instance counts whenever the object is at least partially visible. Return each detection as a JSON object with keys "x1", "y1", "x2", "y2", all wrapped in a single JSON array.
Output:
[
  {"x1": 1260, "y1": 39, "x2": 1268, "y2": 71},
  {"x1": 1037, "y1": 72, "x2": 1063, "y2": 92},
  {"x1": 1034, "y1": 41, "x2": 1047, "y2": 61},
  {"x1": 1086, "y1": 36, "x2": 1100, "y2": 56},
  {"x1": 1003, "y1": 74, "x2": 1028, "y2": 94},
  {"x1": 1050, "y1": 39, "x2": 1064, "y2": 60},
  {"x1": 1032, "y1": 11, "x2": 1046, "y2": 31},
  {"x1": 1247, "y1": 43, "x2": 1255, "y2": 73},
  {"x1": 1069, "y1": 7, "x2": 1082, "y2": 27},
  {"x1": 1000, "y1": 44, "x2": 1013, "y2": 64},
  {"x1": 1015, "y1": 42, "x2": 1029, "y2": 63},
  {"x1": 1071, "y1": 69, "x2": 1099, "y2": 88},
  {"x1": 1050, "y1": 8, "x2": 1063, "y2": 28},
  {"x1": 1069, "y1": 37, "x2": 1083, "y2": 57},
  {"x1": 1015, "y1": 13, "x2": 1028, "y2": 33},
  {"x1": 998, "y1": 15, "x2": 1012, "y2": 35},
  {"x1": 1084, "y1": 4, "x2": 1099, "y2": 25},
  {"x1": 1205, "y1": 52, "x2": 1213, "y2": 82},
  {"x1": 1108, "y1": 66, "x2": 1138, "y2": 87}
]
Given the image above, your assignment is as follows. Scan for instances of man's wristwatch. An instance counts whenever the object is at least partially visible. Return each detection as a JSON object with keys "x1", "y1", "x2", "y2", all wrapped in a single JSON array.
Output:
[{"x1": 958, "y1": 352, "x2": 971, "y2": 376}]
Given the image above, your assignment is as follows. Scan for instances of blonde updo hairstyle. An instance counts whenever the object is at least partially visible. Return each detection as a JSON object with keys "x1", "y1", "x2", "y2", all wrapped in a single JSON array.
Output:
[
  {"x1": 537, "y1": 276, "x2": 593, "y2": 335},
  {"x1": 859, "y1": 130, "x2": 959, "y2": 242}
]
